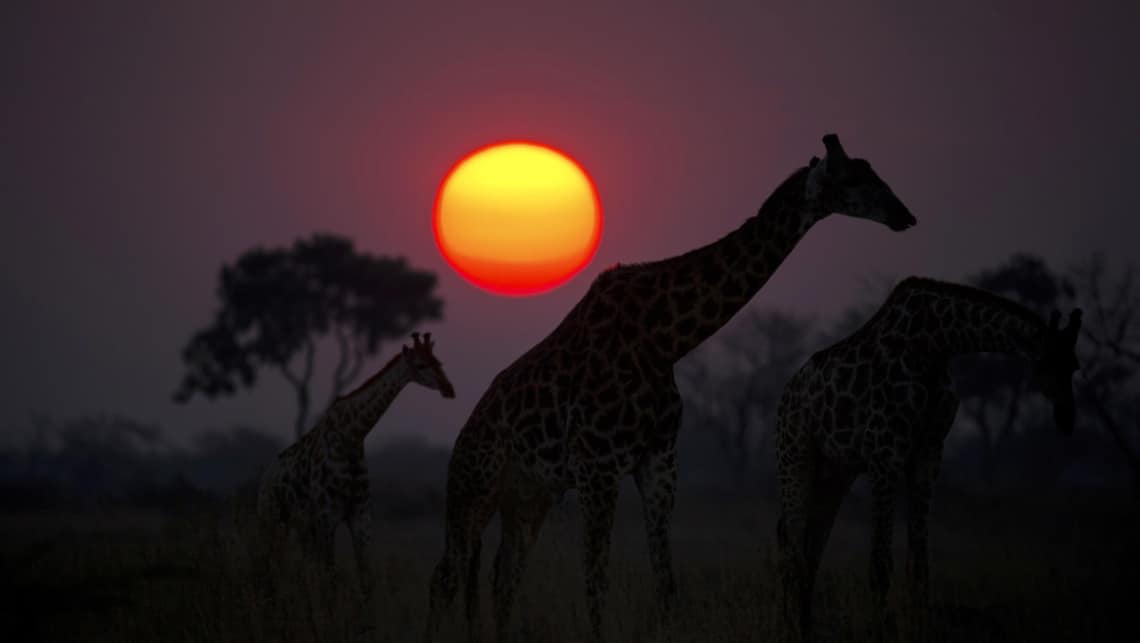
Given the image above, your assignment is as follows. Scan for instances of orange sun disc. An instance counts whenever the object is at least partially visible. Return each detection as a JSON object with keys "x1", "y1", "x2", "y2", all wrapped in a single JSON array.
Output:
[{"x1": 433, "y1": 141, "x2": 603, "y2": 296}]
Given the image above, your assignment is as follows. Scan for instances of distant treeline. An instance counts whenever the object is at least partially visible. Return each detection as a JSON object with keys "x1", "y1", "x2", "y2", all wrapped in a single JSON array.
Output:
[{"x1": 0, "y1": 415, "x2": 450, "y2": 517}]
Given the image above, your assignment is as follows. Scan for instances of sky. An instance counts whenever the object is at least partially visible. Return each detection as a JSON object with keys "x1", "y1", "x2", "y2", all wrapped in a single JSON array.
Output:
[{"x1": 2, "y1": 1, "x2": 1138, "y2": 448}]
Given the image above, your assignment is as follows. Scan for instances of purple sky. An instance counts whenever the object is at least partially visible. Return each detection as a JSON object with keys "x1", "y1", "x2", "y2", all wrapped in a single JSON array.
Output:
[{"x1": 3, "y1": 1, "x2": 1138, "y2": 447}]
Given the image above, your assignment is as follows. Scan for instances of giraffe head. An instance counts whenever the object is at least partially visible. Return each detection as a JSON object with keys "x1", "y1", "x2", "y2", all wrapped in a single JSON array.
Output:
[
  {"x1": 402, "y1": 332, "x2": 456, "y2": 399},
  {"x1": 1032, "y1": 309, "x2": 1082, "y2": 434},
  {"x1": 805, "y1": 133, "x2": 916, "y2": 231}
]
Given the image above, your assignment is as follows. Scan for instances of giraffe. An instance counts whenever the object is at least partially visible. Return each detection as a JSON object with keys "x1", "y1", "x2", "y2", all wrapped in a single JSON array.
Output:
[
  {"x1": 774, "y1": 277, "x2": 1082, "y2": 642},
  {"x1": 257, "y1": 332, "x2": 455, "y2": 595},
  {"x1": 424, "y1": 134, "x2": 918, "y2": 642}
]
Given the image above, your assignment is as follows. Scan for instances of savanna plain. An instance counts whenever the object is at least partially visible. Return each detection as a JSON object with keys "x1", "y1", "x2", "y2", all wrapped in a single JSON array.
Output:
[{"x1": 4, "y1": 479, "x2": 1135, "y2": 643}]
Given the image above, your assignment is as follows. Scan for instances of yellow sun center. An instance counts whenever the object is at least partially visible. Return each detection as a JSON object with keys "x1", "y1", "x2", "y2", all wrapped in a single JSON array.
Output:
[{"x1": 433, "y1": 142, "x2": 602, "y2": 296}]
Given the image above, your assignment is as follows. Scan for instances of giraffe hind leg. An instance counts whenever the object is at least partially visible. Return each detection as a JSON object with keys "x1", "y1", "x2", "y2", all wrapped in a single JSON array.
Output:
[
  {"x1": 776, "y1": 421, "x2": 816, "y2": 642},
  {"x1": 425, "y1": 463, "x2": 499, "y2": 643},
  {"x1": 867, "y1": 461, "x2": 902, "y2": 640},
  {"x1": 579, "y1": 478, "x2": 619, "y2": 641},
  {"x1": 491, "y1": 473, "x2": 552, "y2": 643},
  {"x1": 633, "y1": 443, "x2": 679, "y2": 616},
  {"x1": 802, "y1": 463, "x2": 857, "y2": 638},
  {"x1": 465, "y1": 535, "x2": 483, "y2": 643}
]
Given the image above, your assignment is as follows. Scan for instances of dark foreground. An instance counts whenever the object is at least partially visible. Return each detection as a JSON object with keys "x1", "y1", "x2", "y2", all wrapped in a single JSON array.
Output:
[{"x1": 2, "y1": 486, "x2": 1136, "y2": 643}]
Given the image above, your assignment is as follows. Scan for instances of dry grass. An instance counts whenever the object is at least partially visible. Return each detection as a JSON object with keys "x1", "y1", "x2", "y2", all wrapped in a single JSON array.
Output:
[{"x1": 2, "y1": 488, "x2": 1136, "y2": 643}]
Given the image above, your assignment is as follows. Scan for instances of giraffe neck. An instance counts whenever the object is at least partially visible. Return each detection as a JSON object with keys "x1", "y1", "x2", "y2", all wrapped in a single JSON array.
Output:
[
  {"x1": 894, "y1": 278, "x2": 1047, "y2": 361},
  {"x1": 629, "y1": 166, "x2": 826, "y2": 362},
  {"x1": 329, "y1": 354, "x2": 413, "y2": 443}
]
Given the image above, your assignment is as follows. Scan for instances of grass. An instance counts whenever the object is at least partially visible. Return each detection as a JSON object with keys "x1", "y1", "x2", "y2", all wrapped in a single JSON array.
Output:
[{"x1": 2, "y1": 486, "x2": 1136, "y2": 642}]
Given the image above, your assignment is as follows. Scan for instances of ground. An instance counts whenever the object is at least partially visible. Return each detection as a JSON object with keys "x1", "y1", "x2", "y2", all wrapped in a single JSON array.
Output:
[{"x1": 2, "y1": 484, "x2": 1136, "y2": 642}]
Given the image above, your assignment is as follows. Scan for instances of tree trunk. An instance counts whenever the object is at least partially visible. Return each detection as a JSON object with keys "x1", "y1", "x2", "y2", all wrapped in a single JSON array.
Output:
[
  {"x1": 995, "y1": 384, "x2": 1022, "y2": 450},
  {"x1": 294, "y1": 384, "x2": 310, "y2": 440},
  {"x1": 280, "y1": 340, "x2": 316, "y2": 441},
  {"x1": 967, "y1": 401, "x2": 996, "y2": 488},
  {"x1": 1090, "y1": 399, "x2": 1140, "y2": 509}
]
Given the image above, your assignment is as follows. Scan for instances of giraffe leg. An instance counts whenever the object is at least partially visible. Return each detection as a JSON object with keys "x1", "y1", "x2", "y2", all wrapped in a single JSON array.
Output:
[
  {"x1": 491, "y1": 477, "x2": 552, "y2": 643},
  {"x1": 633, "y1": 445, "x2": 678, "y2": 616},
  {"x1": 907, "y1": 395, "x2": 954, "y2": 602},
  {"x1": 868, "y1": 463, "x2": 901, "y2": 639},
  {"x1": 305, "y1": 509, "x2": 336, "y2": 569},
  {"x1": 903, "y1": 451, "x2": 936, "y2": 639},
  {"x1": 776, "y1": 435, "x2": 814, "y2": 642},
  {"x1": 904, "y1": 392, "x2": 954, "y2": 637},
  {"x1": 905, "y1": 456, "x2": 937, "y2": 603},
  {"x1": 425, "y1": 477, "x2": 498, "y2": 643},
  {"x1": 347, "y1": 498, "x2": 375, "y2": 600},
  {"x1": 465, "y1": 536, "x2": 483, "y2": 643},
  {"x1": 802, "y1": 464, "x2": 857, "y2": 631},
  {"x1": 579, "y1": 479, "x2": 619, "y2": 641}
]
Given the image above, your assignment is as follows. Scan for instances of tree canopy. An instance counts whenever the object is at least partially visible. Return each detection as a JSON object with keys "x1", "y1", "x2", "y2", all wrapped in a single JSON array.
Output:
[{"x1": 174, "y1": 234, "x2": 443, "y2": 438}]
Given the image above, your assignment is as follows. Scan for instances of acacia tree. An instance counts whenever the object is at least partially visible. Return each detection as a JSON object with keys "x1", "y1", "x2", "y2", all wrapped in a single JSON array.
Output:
[
  {"x1": 174, "y1": 234, "x2": 443, "y2": 439},
  {"x1": 1071, "y1": 253, "x2": 1140, "y2": 502}
]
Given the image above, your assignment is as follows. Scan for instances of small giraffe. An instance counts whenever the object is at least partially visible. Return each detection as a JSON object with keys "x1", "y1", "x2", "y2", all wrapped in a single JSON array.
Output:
[
  {"x1": 774, "y1": 277, "x2": 1081, "y2": 641},
  {"x1": 257, "y1": 332, "x2": 455, "y2": 594},
  {"x1": 425, "y1": 134, "x2": 917, "y2": 642}
]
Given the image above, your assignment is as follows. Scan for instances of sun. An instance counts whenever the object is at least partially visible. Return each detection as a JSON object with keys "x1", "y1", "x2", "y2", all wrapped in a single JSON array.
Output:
[{"x1": 433, "y1": 141, "x2": 602, "y2": 296}]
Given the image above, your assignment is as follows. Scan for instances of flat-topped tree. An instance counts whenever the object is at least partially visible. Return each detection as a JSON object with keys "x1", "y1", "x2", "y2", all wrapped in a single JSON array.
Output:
[
  {"x1": 424, "y1": 134, "x2": 918, "y2": 642},
  {"x1": 173, "y1": 233, "x2": 443, "y2": 439}
]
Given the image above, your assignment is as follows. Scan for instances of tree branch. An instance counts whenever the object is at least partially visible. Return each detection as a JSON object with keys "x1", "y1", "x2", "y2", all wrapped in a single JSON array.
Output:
[
  {"x1": 328, "y1": 324, "x2": 353, "y2": 406},
  {"x1": 996, "y1": 383, "x2": 1022, "y2": 446},
  {"x1": 342, "y1": 336, "x2": 366, "y2": 387},
  {"x1": 280, "y1": 362, "x2": 302, "y2": 389},
  {"x1": 301, "y1": 338, "x2": 316, "y2": 384},
  {"x1": 278, "y1": 340, "x2": 316, "y2": 440}
]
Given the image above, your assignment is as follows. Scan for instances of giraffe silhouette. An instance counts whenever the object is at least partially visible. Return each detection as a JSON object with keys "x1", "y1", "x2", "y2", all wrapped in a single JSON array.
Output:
[
  {"x1": 774, "y1": 277, "x2": 1081, "y2": 642},
  {"x1": 424, "y1": 134, "x2": 917, "y2": 642},
  {"x1": 257, "y1": 332, "x2": 455, "y2": 597}
]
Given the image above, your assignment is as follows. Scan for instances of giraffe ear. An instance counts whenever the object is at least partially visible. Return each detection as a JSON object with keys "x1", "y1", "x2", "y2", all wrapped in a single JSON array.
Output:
[{"x1": 805, "y1": 156, "x2": 828, "y2": 201}]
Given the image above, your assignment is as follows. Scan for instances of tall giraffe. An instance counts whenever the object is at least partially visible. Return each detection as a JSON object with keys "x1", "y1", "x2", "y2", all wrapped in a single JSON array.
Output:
[
  {"x1": 424, "y1": 134, "x2": 917, "y2": 642},
  {"x1": 774, "y1": 277, "x2": 1081, "y2": 641},
  {"x1": 257, "y1": 332, "x2": 455, "y2": 595}
]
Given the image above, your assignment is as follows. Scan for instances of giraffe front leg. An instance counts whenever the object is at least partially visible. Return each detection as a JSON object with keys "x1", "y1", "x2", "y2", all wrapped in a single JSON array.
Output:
[
  {"x1": 305, "y1": 510, "x2": 337, "y2": 568},
  {"x1": 868, "y1": 464, "x2": 900, "y2": 639},
  {"x1": 904, "y1": 442, "x2": 943, "y2": 637},
  {"x1": 492, "y1": 482, "x2": 551, "y2": 643},
  {"x1": 579, "y1": 479, "x2": 619, "y2": 641},
  {"x1": 775, "y1": 419, "x2": 815, "y2": 643},
  {"x1": 425, "y1": 480, "x2": 497, "y2": 643},
  {"x1": 904, "y1": 461, "x2": 935, "y2": 607},
  {"x1": 348, "y1": 499, "x2": 375, "y2": 600},
  {"x1": 777, "y1": 483, "x2": 814, "y2": 641},
  {"x1": 633, "y1": 444, "x2": 678, "y2": 616}
]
